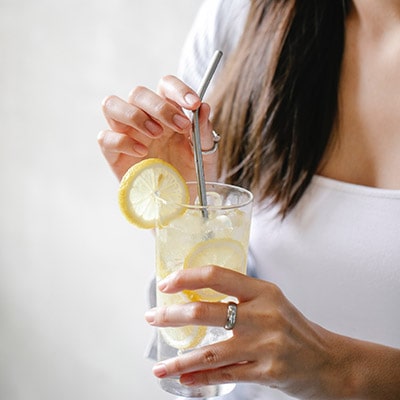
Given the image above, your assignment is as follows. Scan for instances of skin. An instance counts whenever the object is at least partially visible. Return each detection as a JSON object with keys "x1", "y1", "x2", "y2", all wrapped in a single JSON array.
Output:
[
  {"x1": 145, "y1": 268, "x2": 400, "y2": 399},
  {"x1": 320, "y1": 0, "x2": 400, "y2": 190},
  {"x1": 99, "y1": 1, "x2": 400, "y2": 398},
  {"x1": 98, "y1": 75, "x2": 218, "y2": 182}
]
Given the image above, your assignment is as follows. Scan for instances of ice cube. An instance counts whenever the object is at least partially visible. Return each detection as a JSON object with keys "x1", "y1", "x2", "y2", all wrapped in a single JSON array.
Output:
[{"x1": 194, "y1": 191, "x2": 223, "y2": 207}]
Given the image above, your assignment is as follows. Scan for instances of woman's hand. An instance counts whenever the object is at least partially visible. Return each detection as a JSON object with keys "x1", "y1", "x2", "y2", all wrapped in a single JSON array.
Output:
[
  {"x1": 98, "y1": 75, "x2": 218, "y2": 182},
  {"x1": 145, "y1": 266, "x2": 400, "y2": 399}
]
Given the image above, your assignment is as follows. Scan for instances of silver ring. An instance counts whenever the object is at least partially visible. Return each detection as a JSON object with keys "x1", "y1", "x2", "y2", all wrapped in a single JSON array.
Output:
[
  {"x1": 201, "y1": 130, "x2": 221, "y2": 155},
  {"x1": 224, "y1": 302, "x2": 238, "y2": 330},
  {"x1": 189, "y1": 130, "x2": 221, "y2": 155}
]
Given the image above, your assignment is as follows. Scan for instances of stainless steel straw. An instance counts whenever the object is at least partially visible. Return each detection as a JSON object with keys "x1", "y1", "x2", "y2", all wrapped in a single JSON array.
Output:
[{"x1": 192, "y1": 50, "x2": 223, "y2": 218}]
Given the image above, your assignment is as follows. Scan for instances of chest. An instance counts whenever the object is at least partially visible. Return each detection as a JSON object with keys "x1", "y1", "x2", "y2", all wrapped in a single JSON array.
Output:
[{"x1": 320, "y1": 26, "x2": 400, "y2": 189}]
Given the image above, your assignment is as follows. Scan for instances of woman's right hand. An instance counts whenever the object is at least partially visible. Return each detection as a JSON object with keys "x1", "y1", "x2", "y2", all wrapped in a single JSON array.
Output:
[{"x1": 98, "y1": 75, "x2": 218, "y2": 182}]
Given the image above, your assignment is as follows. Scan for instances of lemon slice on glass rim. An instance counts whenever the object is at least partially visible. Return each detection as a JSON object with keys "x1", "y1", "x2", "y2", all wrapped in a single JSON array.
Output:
[
  {"x1": 118, "y1": 158, "x2": 189, "y2": 229},
  {"x1": 183, "y1": 238, "x2": 247, "y2": 302},
  {"x1": 158, "y1": 291, "x2": 207, "y2": 350}
]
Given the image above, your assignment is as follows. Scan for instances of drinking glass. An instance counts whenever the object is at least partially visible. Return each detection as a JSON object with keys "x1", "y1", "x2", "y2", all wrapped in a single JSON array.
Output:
[{"x1": 155, "y1": 182, "x2": 253, "y2": 398}]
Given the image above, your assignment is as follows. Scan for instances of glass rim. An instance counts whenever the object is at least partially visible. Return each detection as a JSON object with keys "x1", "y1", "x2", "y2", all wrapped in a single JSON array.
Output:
[{"x1": 158, "y1": 181, "x2": 254, "y2": 211}]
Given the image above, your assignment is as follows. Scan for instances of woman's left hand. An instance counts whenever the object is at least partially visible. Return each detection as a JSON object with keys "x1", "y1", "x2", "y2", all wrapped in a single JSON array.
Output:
[{"x1": 144, "y1": 266, "x2": 350, "y2": 399}]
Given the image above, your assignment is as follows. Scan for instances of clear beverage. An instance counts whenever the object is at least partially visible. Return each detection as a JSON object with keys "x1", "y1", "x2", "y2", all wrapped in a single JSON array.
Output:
[{"x1": 155, "y1": 182, "x2": 253, "y2": 398}]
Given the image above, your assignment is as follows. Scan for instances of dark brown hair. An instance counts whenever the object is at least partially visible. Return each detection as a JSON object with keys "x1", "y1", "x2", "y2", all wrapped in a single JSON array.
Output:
[{"x1": 211, "y1": 0, "x2": 350, "y2": 216}]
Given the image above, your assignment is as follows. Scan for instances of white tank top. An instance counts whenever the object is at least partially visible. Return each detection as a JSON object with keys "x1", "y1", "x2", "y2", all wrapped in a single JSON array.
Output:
[{"x1": 250, "y1": 176, "x2": 400, "y2": 349}]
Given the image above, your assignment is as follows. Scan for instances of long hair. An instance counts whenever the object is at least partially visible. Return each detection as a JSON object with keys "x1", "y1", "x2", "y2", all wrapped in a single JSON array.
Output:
[{"x1": 211, "y1": 0, "x2": 351, "y2": 216}]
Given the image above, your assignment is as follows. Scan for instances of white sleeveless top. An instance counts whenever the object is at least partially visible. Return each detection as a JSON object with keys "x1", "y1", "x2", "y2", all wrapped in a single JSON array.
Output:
[
  {"x1": 251, "y1": 176, "x2": 400, "y2": 350},
  {"x1": 176, "y1": 1, "x2": 400, "y2": 399}
]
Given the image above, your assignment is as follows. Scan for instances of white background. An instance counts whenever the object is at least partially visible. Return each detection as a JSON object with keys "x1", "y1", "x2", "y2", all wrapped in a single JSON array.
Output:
[{"x1": 0, "y1": 1, "x2": 201, "y2": 399}]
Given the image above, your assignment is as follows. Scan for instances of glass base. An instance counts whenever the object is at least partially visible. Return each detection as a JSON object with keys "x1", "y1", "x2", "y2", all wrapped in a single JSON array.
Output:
[{"x1": 160, "y1": 377, "x2": 235, "y2": 398}]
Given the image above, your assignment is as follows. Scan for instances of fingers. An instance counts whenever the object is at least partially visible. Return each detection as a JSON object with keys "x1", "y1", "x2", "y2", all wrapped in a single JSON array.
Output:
[
  {"x1": 145, "y1": 301, "x2": 229, "y2": 328},
  {"x1": 153, "y1": 341, "x2": 269, "y2": 387},
  {"x1": 153, "y1": 338, "x2": 249, "y2": 379},
  {"x1": 102, "y1": 82, "x2": 196, "y2": 143},
  {"x1": 157, "y1": 75, "x2": 201, "y2": 111},
  {"x1": 179, "y1": 361, "x2": 259, "y2": 387},
  {"x1": 102, "y1": 94, "x2": 164, "y2": 138},
  {"x1": 128, "y1": 86, "x2": 193, "y2": 133},
  {"x1": 99, "y1": 75, "x2": 216, "y2": 181},
  {"x1": 97, "y1": 129, "x2": 148, "y2": 160},
  {"x1": 157, "y1": 266, "x2": 265, "y2": 302}
]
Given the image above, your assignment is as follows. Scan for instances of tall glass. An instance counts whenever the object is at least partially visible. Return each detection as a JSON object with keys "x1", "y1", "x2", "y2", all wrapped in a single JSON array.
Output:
[{"x1": 155, "y1": 182, "x2": 253, "y2": 398}]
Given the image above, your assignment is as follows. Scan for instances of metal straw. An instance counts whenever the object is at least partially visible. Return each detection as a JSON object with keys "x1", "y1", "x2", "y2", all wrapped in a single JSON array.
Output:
[{"x1": 192, "y1": 50, "x2": 223, "y2": 218}]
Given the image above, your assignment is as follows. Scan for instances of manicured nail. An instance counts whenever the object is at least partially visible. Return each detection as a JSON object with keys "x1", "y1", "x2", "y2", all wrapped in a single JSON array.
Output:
[
  {"x1": 173, "y1": 114, "x2": 190, "y2": 130},
  {"x1": 153, "y1": 363, "x2": 167, "y2": 378},
  {"x1": 133, "y1": 143, "x2": 148, "y2": 156},
  {"x1": 144, "y1": 309, "x2": 156, "y2": 324},
  {"x1": 184, "y1": 93, "x2": 199, "y2": 106},
  {"x1": 144, "y1": 120, "x2": 162, "y2": 137}
]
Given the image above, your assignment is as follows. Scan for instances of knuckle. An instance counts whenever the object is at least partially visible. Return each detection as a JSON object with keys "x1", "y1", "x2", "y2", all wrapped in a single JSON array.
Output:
[
  {"x1": 97, "y1": 130, "x2": 106, "y2": 146},
  {"x1": 157, "y1": 74, "x2": 174, "y2": 89},
  {"x1": 256, "y1": 335, "x2": 288, "y2": 384},
  {"x1": 128, "y1": 86, "x2": 145, "y2": 101},
  {"x1": 153, "y1": 101, "x2": 171, "y2": 117},
  {"x1": 270, "y1": 332, "x2": 287, "y2": 351},
  {"x1": 219, "y1": 367, "x2": 236, "y2": 383},
  {"x1": 186, "y1": 302, "x2": 208, "y2": 323},
  {"x1": 172, "y1": 270, "x2": 187, "y2": 288},
  {"x1": 265, "y1": 359, "x2": 288, "y2": 383},
  {"x1": 125, "y1": 106, "x2": 141, "y2": 123},
  {"x1": 260, "y1": 309, "x2": 287, "y2": 335},
  {"x1": 173, "y1": 356, "x2": 184, "y2": 372},
  {"x1": 202, "y1": 265, "x2": 220, "y2": 280},
  {"x1": 201, "y1": 265, "x2": 225, "y2": 292},
  {"x1": 268, "y1": 282, "x2": 284, "y2": 301},
  {"x1": 102, "y1": 95, "x2": 117, "y2": 111},
  {"x1": 202, "y1": 349, "x2": 220, "y2": 366},
  {"x1": 157, "y1": 306, "x2": 169, "y2": 325},
  {"x1": 163, "y1": 74, "x2": 175, "y2": 81}
]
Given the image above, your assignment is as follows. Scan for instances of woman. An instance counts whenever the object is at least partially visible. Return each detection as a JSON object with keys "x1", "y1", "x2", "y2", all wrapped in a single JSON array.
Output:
[{"x1": 98, "y1": 0, "x2": 400, "y2": 398}]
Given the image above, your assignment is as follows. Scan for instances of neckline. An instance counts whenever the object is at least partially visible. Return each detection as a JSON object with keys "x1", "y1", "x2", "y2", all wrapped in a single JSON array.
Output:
[{"x1": 313, "y1": 175, "x2": 400, "y2": 199}]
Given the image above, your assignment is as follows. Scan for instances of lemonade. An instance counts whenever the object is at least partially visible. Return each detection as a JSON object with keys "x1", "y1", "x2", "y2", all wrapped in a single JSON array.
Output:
[
  {"x1": 155, "y1": 182, "x2": 253, "y2": 398},
  {"x1": 118, "y1": 160, "x2": 253, "y2": 398}
]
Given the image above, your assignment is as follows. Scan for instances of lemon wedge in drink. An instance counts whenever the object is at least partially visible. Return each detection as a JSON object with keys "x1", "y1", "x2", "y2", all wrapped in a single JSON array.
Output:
[
  {"x1": 118, "y1": 158, "x2": 189, "y2": 229},
  {"x1": 158, "y1": 291, "x2": 207, "y2": 350},
  {"x1": 183, "y1": 238, "x2": 247, "y2": 302}
]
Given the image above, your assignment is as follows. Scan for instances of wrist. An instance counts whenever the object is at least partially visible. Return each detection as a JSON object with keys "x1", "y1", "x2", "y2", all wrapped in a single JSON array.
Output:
[
  {"x1": 321, "y1": 327, "x2": 400, "y2": 400},
  {"x1": 316, "y1": 326, "x2": 363, "y2": 399}
]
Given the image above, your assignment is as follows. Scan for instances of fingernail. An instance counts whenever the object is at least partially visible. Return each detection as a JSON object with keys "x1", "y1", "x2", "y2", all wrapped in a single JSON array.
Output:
[
  {"x1": 133, "y1": 143, "x2": 148, "y2": 156},
  {"x1": 158, "y1": 279, "x2": 167, "y2": 292},
  {"x1": 153, "y1": 363, "x2": 167, "y2": 378},
  {"x1": 158, "y1": 271, "x2": 176, "y2": 292},
  {"x1": 144, "y1": 308, "x2": 156, "y2": 324},
  {"x1": 144, "y1": 120, "x2": 162, "y2": 137},
  {"x1": 184, "y1": 93, "x2": 199, "y2": 107},
  {"x1": 180, "y1": 374, "x2": 195, "y2": 386},
  {"x1": 173, "y1": 114, "x2": 190, "y2": 130}
]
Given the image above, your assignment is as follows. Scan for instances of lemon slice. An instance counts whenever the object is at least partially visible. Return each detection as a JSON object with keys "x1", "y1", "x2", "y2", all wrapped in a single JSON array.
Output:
[
  {"x1": 158, "y1": 291, "x2": 207, "y2": 350},
  {"x1": 118, "y1": 158, "x2": 189, "y2": 228},
  {"x1": 183, "y1": 238, "x2": 247, "y2": 302}
]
